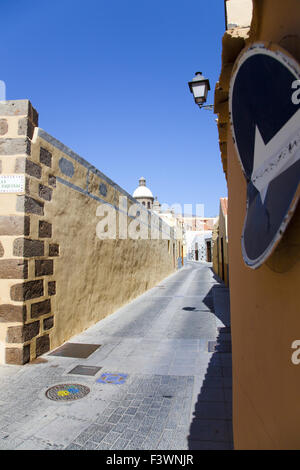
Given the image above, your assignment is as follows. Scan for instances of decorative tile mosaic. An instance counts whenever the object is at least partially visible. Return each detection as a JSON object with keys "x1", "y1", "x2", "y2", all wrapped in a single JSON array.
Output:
[{"x1": 97, "y1": 373, "x2": 128, "y2": 385}]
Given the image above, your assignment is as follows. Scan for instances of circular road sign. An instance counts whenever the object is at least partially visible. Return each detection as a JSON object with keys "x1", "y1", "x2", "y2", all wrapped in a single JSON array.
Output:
[{"x1": 229, "y1": 43, "x2": 300, "y2": 268}]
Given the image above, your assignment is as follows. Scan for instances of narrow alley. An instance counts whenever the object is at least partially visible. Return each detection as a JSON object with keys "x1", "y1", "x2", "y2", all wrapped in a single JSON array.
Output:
[{"x1": 0, "y1": 262, "x2": 232, "y2": 450}]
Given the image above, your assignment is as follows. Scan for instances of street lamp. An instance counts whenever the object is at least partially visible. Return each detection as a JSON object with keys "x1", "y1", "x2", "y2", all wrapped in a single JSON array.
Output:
[{"x1": 188, "y1": 72, "x2": 213, "y2": 110}]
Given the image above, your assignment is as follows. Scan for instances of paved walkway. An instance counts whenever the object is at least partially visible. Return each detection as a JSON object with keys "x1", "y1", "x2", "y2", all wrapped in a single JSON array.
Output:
[{"x1": 0, "y1": 261, "x2": 233, "y2": 450}]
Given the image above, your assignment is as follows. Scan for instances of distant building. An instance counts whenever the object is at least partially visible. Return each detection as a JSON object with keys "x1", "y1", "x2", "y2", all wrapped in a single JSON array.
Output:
[
  {"x1": 176, "y1": 216, "x2": 216, "y2": 262},
  {"x1": 132, "y1": 178, "x2": 217, "y2": 266},
  {"x1": 132, "y1": 178, "x2": 184, "y2": 267}
]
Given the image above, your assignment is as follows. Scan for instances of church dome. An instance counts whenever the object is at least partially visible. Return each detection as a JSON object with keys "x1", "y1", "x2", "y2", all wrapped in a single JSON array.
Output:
[{"x1": 133, "y1": 177, "x2": 154, "y2": 199}]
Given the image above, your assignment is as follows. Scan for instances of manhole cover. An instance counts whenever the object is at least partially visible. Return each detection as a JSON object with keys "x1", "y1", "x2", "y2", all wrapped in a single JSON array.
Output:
[{"x1": 45, "y1": 384, "x2": 90, "y2": 401}]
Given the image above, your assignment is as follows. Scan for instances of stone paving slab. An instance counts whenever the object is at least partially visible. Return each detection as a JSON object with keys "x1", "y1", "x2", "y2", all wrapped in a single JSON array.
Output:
[{"x1": 0, "y1": 262, "x2": 233, "y2": 450}]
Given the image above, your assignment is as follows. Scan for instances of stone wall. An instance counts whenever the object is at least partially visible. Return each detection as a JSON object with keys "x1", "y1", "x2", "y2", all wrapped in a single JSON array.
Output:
[{"x1": 0, "y1": 100, "x2": 178, "y2": 364}]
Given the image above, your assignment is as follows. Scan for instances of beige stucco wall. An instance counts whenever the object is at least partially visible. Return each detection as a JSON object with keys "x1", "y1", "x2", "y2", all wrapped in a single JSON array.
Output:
[
  {"x1": 225, "y1": 0, "x2": 253, "y2": 28},
  {"x1": 215, "y1": 0, "x2": 300, "y2": 450},
  {"x1": 0, "y1": 100, "x2": 177, "y2": 364}
]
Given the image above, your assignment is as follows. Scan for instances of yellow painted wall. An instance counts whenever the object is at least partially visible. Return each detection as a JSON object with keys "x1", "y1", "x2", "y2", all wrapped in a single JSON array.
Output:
[
  {"x1": 0, "y1": 101, "x2": 177, "y2": 364},
  {"x1": 218, "y1": 203, "x2": 229, "y2": 286},
  {"x1": 228, "y1": 135, "x2": 300, "y2": 449},
  {"x1": 212, "y1": 219, "x2": 219, "y2": 276},
  {"x1": 33, "y1": 133, "x2": 177, "y2": 352},
  {"x1": 212, "y1": 203, "x2": 229, "y2": 286}
]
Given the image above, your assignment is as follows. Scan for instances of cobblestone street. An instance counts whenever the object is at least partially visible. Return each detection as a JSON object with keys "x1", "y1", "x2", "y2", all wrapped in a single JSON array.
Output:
[{"x1": 0, "y1": 261, "x2": 233, "y2": 450}]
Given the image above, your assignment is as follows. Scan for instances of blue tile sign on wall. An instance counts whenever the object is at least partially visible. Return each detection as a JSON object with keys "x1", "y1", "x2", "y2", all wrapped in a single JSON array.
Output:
[
  {"x1": 99, "y1": 183, "x2": 107, "y2": 197},
  {"x1": 97, "y1": 373, "x2": 128, "y2": 385},
  {"x1": 59, "y1": 157, "x2": 75, "y2": 178}
]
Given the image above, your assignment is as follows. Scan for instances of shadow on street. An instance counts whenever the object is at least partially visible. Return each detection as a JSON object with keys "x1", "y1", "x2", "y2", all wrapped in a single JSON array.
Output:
[{"x1": 187, "y1": 271, "x2": 233, "y2": 450}]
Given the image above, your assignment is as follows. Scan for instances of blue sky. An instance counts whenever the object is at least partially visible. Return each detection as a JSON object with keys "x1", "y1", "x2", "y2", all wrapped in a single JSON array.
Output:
[{"x1": 2, "y1": 0, "x2": 227, "y2": 216}]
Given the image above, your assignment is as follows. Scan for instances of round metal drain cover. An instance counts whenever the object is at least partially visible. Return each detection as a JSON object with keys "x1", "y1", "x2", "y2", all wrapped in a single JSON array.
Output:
[{"x1": 45, "y1": 383, "x2": 90, "y2": 401}]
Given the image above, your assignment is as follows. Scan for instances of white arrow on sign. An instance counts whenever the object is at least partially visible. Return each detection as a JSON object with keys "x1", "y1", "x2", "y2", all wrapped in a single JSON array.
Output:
[{"x1": 251, "y1": 108, "x2": 300, "y2": 203}]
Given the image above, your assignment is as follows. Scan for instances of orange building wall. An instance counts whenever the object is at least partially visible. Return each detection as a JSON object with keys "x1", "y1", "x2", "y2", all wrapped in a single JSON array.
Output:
[
  {"x1": 218, "y1": 202, "x2": 229, "y2": 286},
  {"x1": 228, "y1": 136, "x2": 300, "y2": 449},
  {"x1": 223, "y1": 0, "x2": 300, "y2": 449}
]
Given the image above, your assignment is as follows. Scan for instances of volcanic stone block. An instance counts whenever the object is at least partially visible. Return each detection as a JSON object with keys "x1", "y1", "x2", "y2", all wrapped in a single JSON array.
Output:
[
  {"x1": 18, "y1": 117, "x2": 35, "y2": 139},
  {"x1": 48, "y1": 281, "x2": 56, "y2": 296},
  {"x1": 36, "y1": 334, "x2": 50, "y2": 356},
  {"x1": 24, "y1": 321, "x2": 40, "y2": 341},
  {"x1": 16, "y1": 195, "x2": 44, "y2": 215},
  {"x1": 0, "y1": 215, "x2": 30, "y2": 236},
  {"x1": 31, "y1": 299, "x2": 51, "y2": 318},
  {"x1": 10, "y1": 279, "x2": 44, "y2": 301},
  {"x1": 13, "y1": 238, "x2": 44, "y2": 257},
  {"x1": 24, "y1": 216, "x2": 31, "y2": 236},
  {"x1": 7, "y1": 321, "x2": 39, "y2": 343},
  {"x1": 0, "y1": 259, "x2": 28, "y2": 279},
  {"x1": 38, "y1": 220, "x2": 52, "y2": 238},
  {"x1": 25, "y1": 176, "x2": 30, "y2": 195},
  {"x1": 28, "y1": 104, "x2": 38, "y2": 126},
  {"x1": 15, "y1": 157, "x2": 26, "y2": 173},
  {"x1": 0, "y1": 101, "x2": 38, "y2": 125},
  {"x1": 25, "y1": 160, "x2": 42, "y2": 178},
  {"x1": 0, "y1": 304, "x2": 26, "y2": 322},
  {"x1": 15, "y1": 157, "x2": 42, "y2": 179},
  {"x1": 0, "y1": 119, "x2": 8, "y2": 135},
  {"x1": 5, "y1": 344, "x2": 30, "y2": 365},
  {"x1": 0, "y1": 137, "x2": 31, "y2": 155},
  {"x1": 17, "y1": 117, "x2": 27, "y2": 135},
  {"x1": 39, "y1": 147, "x2": 52, "y2": 167},
  {"x1": 48, "y1": 175, "x2": 56, "y2": 187},
  {"x1": 43, "y1": 316, "x2": 54, "y2": 331},
  {"x1": 6, "y1": 325, "x2": 24, "y2": 344},
  {"x1": 38, "y1": 184, "x2": 52, "y2": 201},
  {"x1": 49, "y1": 243, "x2": 59, "y2": 257},
  {"x1": 35, "y1": 259, "x2": 53, "y2": 276}
]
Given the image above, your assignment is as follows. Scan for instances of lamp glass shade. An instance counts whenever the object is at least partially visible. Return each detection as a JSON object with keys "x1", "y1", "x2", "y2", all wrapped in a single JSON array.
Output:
[
  {"x1": 192, "y1": 83, "x2": 207, "y2": 103},
  {"x1": 189, "y1": 73, "x2": 210, "y2": 105}
]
